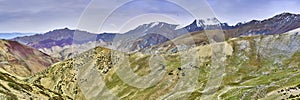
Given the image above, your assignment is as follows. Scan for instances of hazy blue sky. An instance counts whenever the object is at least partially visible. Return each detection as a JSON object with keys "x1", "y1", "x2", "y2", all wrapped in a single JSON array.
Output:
[{"x1": 0, "y1": 0, "x2": 299, "y2": 33}]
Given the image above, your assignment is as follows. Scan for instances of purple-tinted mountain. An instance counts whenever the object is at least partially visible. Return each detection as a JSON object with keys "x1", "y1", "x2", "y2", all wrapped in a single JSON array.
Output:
[
  {"x1": 12, "y1": 28, "x2": 116, "y2": 49},
  {"x1": 96, "y1": 33, "x2": 116, "y2": 42},
  {"x1": 27, "y1": 37, "x2": 73, "y2": 49}
]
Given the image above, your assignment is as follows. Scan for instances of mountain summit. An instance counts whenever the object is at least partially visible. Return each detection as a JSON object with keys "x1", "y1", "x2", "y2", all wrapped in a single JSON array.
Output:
[{"x1": 184, "y1": 18, "x2": 233, "y2": 32}]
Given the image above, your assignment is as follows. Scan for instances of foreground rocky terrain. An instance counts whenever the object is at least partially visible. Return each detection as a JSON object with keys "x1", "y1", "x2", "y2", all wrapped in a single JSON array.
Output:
[
  {"x1": 0, "y1": 27, "x2": 300, "y2": 99},
  {"x1": 0, "y1": 40, "x2": 59, "y2": 77}
]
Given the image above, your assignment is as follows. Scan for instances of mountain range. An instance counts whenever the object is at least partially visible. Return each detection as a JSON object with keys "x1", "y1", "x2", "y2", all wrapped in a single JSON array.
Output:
[
  {"x1": 1, "y1": 27, "x2": 300, "y2": 99},
  {"x1": 0, "y1": 12, "x2": 300, "y2": 99},
  {"x1": 11, "y1": 13, "x2": 300, "y2": 59}
]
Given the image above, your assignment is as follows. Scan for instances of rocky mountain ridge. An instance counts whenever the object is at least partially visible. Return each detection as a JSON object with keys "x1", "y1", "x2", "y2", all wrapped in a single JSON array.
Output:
[{"x1": 11, "y1": 13, "x2": 300, "y2": 60}]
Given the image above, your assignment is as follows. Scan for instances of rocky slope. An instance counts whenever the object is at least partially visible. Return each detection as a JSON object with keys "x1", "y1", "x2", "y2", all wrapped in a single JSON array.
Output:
[
  {"x1": 1, "y1": 28, "x2": 300, "y2": 99},
  {"x1": 0, "y1": 39, "x2": 59, "y2": 77},
  {"x1": 0, "y1": 69, "x2": 73, "y2": 99},
  {"x1": 230, "y1": 12, "x2": 300, "y2": 36}
]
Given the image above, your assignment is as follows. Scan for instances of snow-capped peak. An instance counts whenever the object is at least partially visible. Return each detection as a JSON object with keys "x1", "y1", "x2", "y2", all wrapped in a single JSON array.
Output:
[
  {"x1": 195, "y1": 20, "x2": 205, "y2": 27},
  {"x1": 149, "y1": 22, "x2": 160, "y2": 28},
  {"x1": 195, "y1": 18, "x2": 221, "y2": 27}
]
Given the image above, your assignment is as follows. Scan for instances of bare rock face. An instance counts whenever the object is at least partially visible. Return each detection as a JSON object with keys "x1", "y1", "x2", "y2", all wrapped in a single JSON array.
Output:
[{"x1": 0, "y1": 39, "x2": 59, "y2": 77}]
